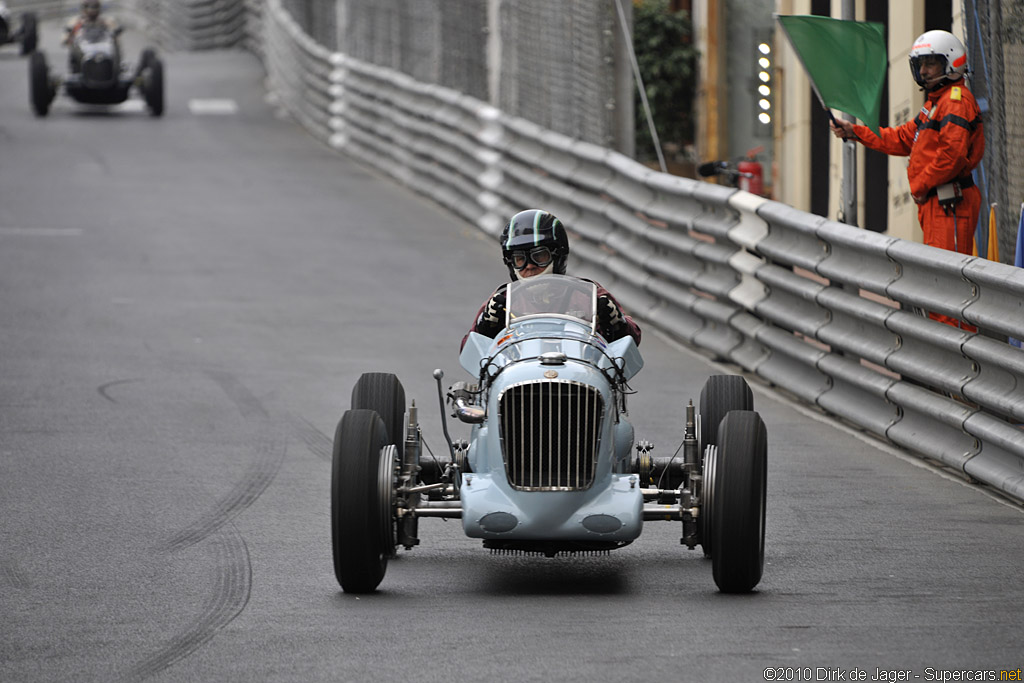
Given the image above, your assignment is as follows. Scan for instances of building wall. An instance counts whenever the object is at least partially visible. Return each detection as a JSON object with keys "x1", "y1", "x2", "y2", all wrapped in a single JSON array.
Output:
[
  {"x1": 774, "y1": 0, "x2": 814, "y2": 213},
  {"x1": 726, "y1": 0, "x2": 776, "y2": 180},
  {"x1": 693, "y1": 0, "x2": 729, "y2": 164},
  {"x1": 881, "y1": 0, "x2": 927, "y2": 242}
]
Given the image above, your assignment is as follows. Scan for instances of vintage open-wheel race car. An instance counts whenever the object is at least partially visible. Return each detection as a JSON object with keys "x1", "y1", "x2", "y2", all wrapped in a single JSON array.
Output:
[
  {"x1": 29, "y1": 22, "x2": 163, "y2": 117},
  {"x1": 331, "y1": 274, "x2": 768, "y2": 594}
]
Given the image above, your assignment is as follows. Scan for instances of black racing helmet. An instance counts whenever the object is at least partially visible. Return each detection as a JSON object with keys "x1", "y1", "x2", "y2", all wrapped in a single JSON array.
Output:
[
  {"x1": 82, "y1": 0, "x2": 101, "y2": 18},
  {"x1": 500, "y1": 209, "x2": 570, "y2": 280}
]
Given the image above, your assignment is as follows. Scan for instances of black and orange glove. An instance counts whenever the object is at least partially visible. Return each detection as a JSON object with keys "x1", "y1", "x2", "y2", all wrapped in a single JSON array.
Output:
[
  {"x1": 597, "y1": 295, "x2": 628, "y2": 341},
  {"x1": 475, "y1": 288, "x2": 507, "y2": 338}
]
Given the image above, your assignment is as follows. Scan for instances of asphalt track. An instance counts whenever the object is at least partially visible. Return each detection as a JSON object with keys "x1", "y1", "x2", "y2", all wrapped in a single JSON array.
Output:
[{"x1": 1, "y1": 15, "x2": 1022, "y2": 683}]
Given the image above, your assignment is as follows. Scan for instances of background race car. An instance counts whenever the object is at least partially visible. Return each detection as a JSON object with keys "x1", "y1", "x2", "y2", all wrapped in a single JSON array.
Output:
[{"x1": 29, "y1": 21, "x2": 163, "y2": 117}]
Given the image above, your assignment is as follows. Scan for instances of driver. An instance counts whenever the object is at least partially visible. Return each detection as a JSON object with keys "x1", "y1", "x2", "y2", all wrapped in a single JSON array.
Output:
[
  {"x1": 461, "y1": 209, "x2": 641, "y2": 350},
  {"x1": 62, "y1": 0, "x2": 118, "y2": 45}
]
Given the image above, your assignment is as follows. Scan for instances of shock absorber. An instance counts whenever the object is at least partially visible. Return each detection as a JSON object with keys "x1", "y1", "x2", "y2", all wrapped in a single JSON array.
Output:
[
  {"x1": 681, "y1": 401, "x2": 700, "y2": 549},
  {"x1": 398, "y1": 401, "x2": 421, "y2": 549},
  {"x1": 683, "y1": 401, "x2": 699, "y2": 474}
]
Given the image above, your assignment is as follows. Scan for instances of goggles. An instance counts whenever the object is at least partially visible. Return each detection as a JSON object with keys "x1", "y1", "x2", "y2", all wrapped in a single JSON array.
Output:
[{"x1": 509, "y1": 246, "x2": 554, "y2": 271}]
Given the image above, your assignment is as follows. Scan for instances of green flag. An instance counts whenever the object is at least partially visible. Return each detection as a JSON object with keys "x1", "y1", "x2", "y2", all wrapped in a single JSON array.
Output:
[{"x1": 776, "y1": 14, "x2": 887, "y2": 134}]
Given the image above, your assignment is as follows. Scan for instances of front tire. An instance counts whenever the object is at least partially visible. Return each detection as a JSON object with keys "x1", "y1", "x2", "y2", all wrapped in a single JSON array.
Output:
[
  {"x1": 709, "y1": 410, "x2": 767, "y2": 593},
  {"x1": 331, "y1": 409, "x2": 396, "y2": 593},
  {"x1": 29, "y1": 50, "x2": 52, "y2": 117},
  {"x1": 143, "y1": 57, "x2": 164, "y2": 117}
]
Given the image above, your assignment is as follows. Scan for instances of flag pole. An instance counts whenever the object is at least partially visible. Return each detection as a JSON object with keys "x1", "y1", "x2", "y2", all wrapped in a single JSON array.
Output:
[{"x1": 839, "y1": 0, "x2": 858, "y2": 227}]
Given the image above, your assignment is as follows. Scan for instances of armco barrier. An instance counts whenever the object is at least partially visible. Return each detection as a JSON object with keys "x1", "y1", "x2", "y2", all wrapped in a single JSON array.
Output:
[
  {"x1": 6, "y1": 0, "x2": 261, "y2": 50},
  {"x1": 6, "y1": 0, "x2": 74, "y2": 19},
  {"x1": 133, "y1": 0, "x2": 251, "y2": 50},
  {"x1": 28, "y1": 0, "x2": 1019, "y2": 503}
]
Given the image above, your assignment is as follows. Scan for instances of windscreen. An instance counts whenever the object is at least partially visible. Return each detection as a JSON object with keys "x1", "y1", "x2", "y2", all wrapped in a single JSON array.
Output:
[
  {"x1": 505, "y1": 275, "x2": 597, "y2": 328},
  {"x1": 79, "y1": 24, "x2": 111, "y2": 44}
]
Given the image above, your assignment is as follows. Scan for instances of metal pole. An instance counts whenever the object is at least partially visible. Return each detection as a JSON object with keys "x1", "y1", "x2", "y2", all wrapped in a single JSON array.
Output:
[
  {"x1": 841, "y1": 0, "x2": 858, "y2": 226},
  {"x1": 614, "y1": 0, "x2": 666, "y2": 172},
  {"x1": 487, "y1": 0, "x2": 502, "y2": 108},
  {"x1": 987, "y1": 0, "x2": 1007, "y2": 259},
  {"x1": 612, "y1": 0, "x2": 636, "y2": 158}
]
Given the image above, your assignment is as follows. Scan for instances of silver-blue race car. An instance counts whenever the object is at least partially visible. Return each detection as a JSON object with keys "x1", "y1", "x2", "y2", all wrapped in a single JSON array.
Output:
[{"x1": 331, "y1": 274, "x2": 767, "y2": 594}]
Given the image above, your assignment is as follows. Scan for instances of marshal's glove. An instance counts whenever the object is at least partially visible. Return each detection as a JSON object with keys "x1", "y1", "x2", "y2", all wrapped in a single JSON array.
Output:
[{"x1": 475, "y1": 288, "x2": 507, "y2": 338}]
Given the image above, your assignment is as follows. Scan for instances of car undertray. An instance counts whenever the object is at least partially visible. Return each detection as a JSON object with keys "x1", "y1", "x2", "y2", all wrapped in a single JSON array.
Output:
[
  {"x1": 482, "y1": 539, "x2": 633, "y2": 557},
  {"x1": 64, "y1": 80, "x2": 132, "y2": 105}
]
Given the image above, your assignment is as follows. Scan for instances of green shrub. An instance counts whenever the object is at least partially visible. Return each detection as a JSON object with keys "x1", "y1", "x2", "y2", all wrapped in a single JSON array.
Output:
[{"x1": 633, "y1": 0, "x2": 698, "y2": 162}]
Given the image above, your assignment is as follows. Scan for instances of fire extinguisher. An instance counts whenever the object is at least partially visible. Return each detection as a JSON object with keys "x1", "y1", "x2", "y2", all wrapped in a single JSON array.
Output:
[{"x1": 736, "y1": 148, "x2": 764, "y2": 196}]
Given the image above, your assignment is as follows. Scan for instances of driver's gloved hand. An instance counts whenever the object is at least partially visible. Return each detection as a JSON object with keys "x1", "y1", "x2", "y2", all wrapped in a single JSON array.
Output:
[
  {"x1": 475, "y1": 288, "x2": 507, "y2": 338},
  {"x1": 597, "y1": 295, "x2": 628, "y2": 341}
]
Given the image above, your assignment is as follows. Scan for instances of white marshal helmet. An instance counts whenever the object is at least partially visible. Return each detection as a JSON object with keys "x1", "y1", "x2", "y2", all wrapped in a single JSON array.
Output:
[{"x1": 909, "y1": 30, "x2": 969, "y2": 89}]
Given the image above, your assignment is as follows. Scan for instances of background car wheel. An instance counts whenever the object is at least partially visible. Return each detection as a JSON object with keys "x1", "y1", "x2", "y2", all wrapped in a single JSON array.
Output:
[
  {"x1": 331, "y1": 409, "x2": 396, "y2": 593},
  {"x1": 350, "y1": 372, "x2": 406, "y2": 460},
  {"x1": 143, "y1": 57, "x2": 164, "y2": 116},
  {"x1": 29, "y1": 50, "x2": 51, "y2": 117},
  {"x1": 20, "y1": 12, "x2": 37, "y2": 55},
  {"x1": 709, "y1": 410, "x2": 767, "y2": 594}
]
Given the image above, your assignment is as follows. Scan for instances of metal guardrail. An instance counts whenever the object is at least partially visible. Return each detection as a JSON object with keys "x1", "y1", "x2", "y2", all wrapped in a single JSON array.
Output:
[
  {"x1": 27, "y1": 0, "x2": 1021, "y2": 503},
  {"x1": 5, "y1": 0, "x2": 260, "y2": 50},
  {"x1": 5, "y1": 0, "x2": 75, "y2": 20},
  {"x1": 132, "y1": 0, "x2": 251, "y2": 50},
  {"x1": 260, "y1": 6, "x2": 1024, "y2": 502}
]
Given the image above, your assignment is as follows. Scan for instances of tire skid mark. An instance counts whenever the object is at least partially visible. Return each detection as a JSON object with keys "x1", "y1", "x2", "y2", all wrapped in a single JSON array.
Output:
[
  {"x1": 97, "y1": 378, "x2": 143, "y2": 403},
  {"x1": 159, "y1": 433, "x2": 283, "y2": 553},
  {"x1": 158, "y1": 372, "x2": 285, "y2": 554},
  {"x1": 123, "y1": 528, "x2": 252, "y2": 682},
  {"x1": 206, "y1": 370, "x2": 269, "y2": 420},
  {"x1": 1, "y1": 560, "x2": 31, "y2": 589},
  {"x1": 290, "y1": 414, "x2": 333, "y2": 462},
  {"x1": 128, "y1": 372, "x2": 277, "y2": 678}
]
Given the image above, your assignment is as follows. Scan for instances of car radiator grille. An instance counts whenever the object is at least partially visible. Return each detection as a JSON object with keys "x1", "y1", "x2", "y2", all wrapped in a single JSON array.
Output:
[
  {"x1": 498, "y1": 380, "x2": 603, "y2": 491},
  {"x1": 83, "y1": 58, "x2": 114, "y2": 82}
]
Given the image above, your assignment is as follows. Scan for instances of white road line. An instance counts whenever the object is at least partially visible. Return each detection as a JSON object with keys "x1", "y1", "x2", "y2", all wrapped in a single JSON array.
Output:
[
  {"x1": 0, "y1": 228, "x2": 83, "y2": 236},
  {"x1": 189, "y1": 98, "x2": 239, "y2": 115},
  {"x1": 117, "y1": 100, "x2": 146, "y2": 113}
]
